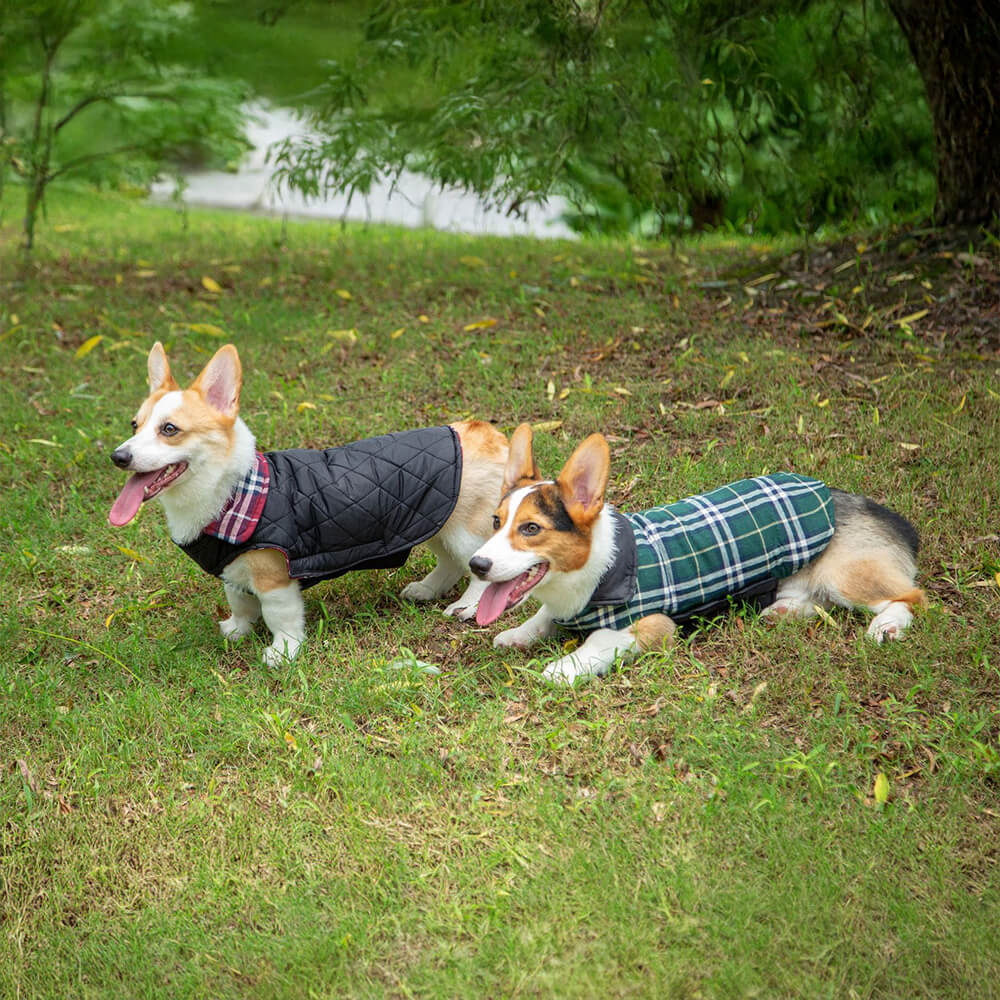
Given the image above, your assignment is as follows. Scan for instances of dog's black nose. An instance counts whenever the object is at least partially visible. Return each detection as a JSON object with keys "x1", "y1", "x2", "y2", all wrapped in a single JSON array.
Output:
[
  {"x1": 469, "y1": 555, "x2": 492, "y2": 579},
  {"x1": 110, "y1": 447, "x2": 132, "y2": 469}
]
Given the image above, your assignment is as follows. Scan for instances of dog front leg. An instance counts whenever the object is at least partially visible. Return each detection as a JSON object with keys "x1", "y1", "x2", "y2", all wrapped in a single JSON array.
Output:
[
  {"x1": 220, "y1": 583, "x2": 261, "y2": 641},
  {"x1": 494, "y1": 606, "x2": 557, "y2": 650},
  {"x1": 258, "y1": 582, "x2": 306, "y2": 666},
  {"x1": 542, "y1": 628, "x2": 637, "y2": 685},
  {"x1": 443, "y1": 577, "x2": 491, "y2": 620},
  {"x1": 400, "y1": 540, "x2": 464, "y2": 603},
  {"x1": 542, "y1": 613, "x2": 675, "y2": 685}
]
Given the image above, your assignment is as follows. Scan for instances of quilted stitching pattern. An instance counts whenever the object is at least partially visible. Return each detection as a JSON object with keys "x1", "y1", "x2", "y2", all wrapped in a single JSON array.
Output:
[{"x1": 179, "y1": 427, "x2": 462, "y2": 584}]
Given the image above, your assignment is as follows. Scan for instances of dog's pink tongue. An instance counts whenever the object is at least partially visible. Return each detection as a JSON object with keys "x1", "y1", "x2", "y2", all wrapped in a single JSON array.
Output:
[
  {"x1": 476, "y1": 578, "x2": 521, "y2": 626},
  {"x1": 109, "y1": 471, "x2": 160, "y2": 526}
]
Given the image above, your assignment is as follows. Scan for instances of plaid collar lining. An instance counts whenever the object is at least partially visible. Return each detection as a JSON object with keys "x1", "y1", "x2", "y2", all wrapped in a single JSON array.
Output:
[{"x1": 203, "y1": 452, "x2": 270, "y2": 544}]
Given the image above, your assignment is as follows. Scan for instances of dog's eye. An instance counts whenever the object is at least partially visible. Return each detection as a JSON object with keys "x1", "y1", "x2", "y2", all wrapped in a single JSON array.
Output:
[
  {"x1": 130, "y1": 419, "x2": 138, "y2": 432},
  {"x1": 519, "y1": 521, "x2": 542, "y2": 537},
  {"x1": 492, "y1": 515, "x2": 501, "y2": 532},
  {"x1": 160, "y1": 422, "x2": 181, "y2": 437}
]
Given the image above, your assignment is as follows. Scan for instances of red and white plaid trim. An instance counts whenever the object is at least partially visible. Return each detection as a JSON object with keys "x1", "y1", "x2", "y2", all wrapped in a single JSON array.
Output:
[{"x1": 203, "y1": 452, "x2": 270, "y2": 544}]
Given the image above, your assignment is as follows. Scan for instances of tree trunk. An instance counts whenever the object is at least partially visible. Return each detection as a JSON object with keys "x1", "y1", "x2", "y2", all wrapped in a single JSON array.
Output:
[{"x1": 888, "y1": 0, "x2": 1000, "y2": 226}]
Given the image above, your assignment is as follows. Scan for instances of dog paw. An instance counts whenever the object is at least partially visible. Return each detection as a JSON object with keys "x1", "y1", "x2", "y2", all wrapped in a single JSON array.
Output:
[
  {"x1": 867, "y1": 604, "x2": 912, "y2": 643},
  {"x1": 493, "y1": 626, "x2": 536, "y2": 650},
  {"x1": 220, "y1": 616, "x2": 254, "y2": 640},
  {"x1": 541, "y1": 656, "x2": 586, "y2": 685},
  {"x1": 262, "y1": 640, "x2": 300, "y2": 667},
  {"x1": 443, "y1": 599, "x2": 477, "y2": 621},
  {"x1": 400, "y1": 581, "x2": 439, "y2": 603}
]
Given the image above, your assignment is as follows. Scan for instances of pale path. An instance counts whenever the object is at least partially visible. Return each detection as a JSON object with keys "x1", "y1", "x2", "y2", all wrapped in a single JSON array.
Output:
[{"x1": 150, "y1": 104, "x2": 576, "y2": 240}]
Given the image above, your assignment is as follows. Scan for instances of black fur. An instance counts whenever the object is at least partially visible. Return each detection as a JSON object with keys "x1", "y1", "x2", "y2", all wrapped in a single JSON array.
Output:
[{"x1": 533, "y1": 488, "x2": 578, "y2": 534}]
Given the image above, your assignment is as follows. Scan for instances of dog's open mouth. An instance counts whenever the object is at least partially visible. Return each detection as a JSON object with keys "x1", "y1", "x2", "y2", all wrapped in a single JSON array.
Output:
[
  {"x1": 476, "y1": 562, "x2": 549, "y2": 626},
  {"x1": 108, "y1": 462, "x2": 188, "y2": 526}
]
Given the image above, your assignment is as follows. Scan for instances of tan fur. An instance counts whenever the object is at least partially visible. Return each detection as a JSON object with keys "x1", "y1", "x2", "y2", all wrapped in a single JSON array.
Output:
[
  {"x1": 134, "y1": 388, "x2": 175, "y2": 430},
  {"x1": 795, "y1": 514, "x2": 925, "y2": 611},
  {"x1": 502, "y1": 423, "x2": 541, "y2": 493},
  {"x1": 555, "y1": 433, "x2": 609, "y2": 527},
  {"x1": 631, "y1": 614, "x2": 676, "y2": 652},
  {"x1": 240, "y1": 548, "x2": 293, "y2": 593},
  {"x1": 448, "y1": 420, "x2": 509, "y2": 536},
  {"x1": 509, "y1": 485, "x2": 592, "y2": 571},
  {"x1": 147, "y1": 341, "x2": 178, "y2": 392}
]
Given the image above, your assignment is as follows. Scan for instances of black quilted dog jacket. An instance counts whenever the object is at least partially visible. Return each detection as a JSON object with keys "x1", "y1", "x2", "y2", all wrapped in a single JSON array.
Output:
[{"x1": 178, "y1": 426, "x2": 462, "y2": 587}]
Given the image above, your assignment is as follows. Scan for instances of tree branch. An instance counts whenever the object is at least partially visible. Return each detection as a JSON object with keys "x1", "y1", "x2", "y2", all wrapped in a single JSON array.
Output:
[
  {"x1": 55, "y1": 91, "x2": 182, "y2": 133},
  {"x1": 45, "y1": 143, "x2": 149, "y2": 182}
]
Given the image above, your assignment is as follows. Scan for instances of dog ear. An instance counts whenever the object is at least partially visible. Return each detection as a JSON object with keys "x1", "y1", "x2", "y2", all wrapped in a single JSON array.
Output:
[
  {"x1": 556, "y1": 433, "x2": 609, "y2": 524},
  {"x1": 191, "y1": 344, "x2": 242, "y2": 418},
  {"x1": 147, "y1": 342, "x2": 178, "y2": 393},
  {"x1": 502, "y1": 423, "x2": 540, "y2": 494}
]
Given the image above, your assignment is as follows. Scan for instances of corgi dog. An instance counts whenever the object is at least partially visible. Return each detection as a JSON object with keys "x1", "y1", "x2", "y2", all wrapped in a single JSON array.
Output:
[
  {"x1": 109, "y1": 343, "x2": 508, "y2": 664},
  {"x1": 469, "y1": 424, "x2": 926, "y2": 684}
]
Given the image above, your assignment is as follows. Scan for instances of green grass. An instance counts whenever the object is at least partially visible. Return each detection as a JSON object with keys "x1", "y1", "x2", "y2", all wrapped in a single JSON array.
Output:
[{"x1": 2, "y1": 188, "x2": 999, "y2": 998}]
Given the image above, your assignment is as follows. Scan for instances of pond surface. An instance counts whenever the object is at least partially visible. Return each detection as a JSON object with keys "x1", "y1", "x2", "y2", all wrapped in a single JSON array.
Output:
[{"x1": 150, "y1": 105, "x2": 576, "y2": 239}]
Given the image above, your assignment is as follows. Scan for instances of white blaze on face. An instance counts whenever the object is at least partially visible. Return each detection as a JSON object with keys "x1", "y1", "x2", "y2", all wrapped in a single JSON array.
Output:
[
  {"x1": 108, "y1": 391, "x2": 194, "y2": 527},
  {"x1": 473, "y1": 486, "x2": 553, "y2": 626},
  {"x1": 474, "y1": 486, "x2": 543, "y2": 579},
  {"x1": 122, "y1": 391, "x2": 186, "y2": 471}
]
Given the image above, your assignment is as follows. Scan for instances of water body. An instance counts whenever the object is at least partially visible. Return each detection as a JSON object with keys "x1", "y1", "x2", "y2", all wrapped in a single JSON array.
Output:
[{"x1": 150, "y1": 105, "x2": 576, "y2": 239}]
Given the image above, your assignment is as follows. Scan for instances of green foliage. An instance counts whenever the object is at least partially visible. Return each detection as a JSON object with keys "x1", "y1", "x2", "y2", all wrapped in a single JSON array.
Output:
[
  {"x1": 273, "y1": 0, "x2": 934, "y2": 236},
  {"x1": 0, "y1": 0, "x2": 249, "y2": 252}
]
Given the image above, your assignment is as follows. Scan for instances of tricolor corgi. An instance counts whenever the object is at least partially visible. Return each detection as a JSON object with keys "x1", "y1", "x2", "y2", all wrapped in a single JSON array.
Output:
[
  {"x1": 469, "y1": 424, "x2": 926, "y2": 684},
  {"x1": 109, "y1": 343, "x2": 508, "y2": 664}
]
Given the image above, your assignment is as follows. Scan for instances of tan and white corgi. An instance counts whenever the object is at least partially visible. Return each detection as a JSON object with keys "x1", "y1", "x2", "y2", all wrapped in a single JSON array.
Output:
[
  {"x1": 469, "y1": 424, "x2": 926, "y2": 684},
  {"x1": 109, "y1": 342, "x2": 508, "y2": 664}
]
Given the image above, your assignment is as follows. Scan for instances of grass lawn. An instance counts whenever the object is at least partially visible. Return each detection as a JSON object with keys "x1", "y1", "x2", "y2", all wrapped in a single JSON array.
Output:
[{"x1": 1, "y1": 189, "x2": 998, "y2": 998}]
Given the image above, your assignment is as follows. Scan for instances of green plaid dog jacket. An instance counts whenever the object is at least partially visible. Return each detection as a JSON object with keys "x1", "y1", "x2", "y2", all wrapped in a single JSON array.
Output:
[{"x1": 555, "y1": 473, "x2": 835, "y2": 633}]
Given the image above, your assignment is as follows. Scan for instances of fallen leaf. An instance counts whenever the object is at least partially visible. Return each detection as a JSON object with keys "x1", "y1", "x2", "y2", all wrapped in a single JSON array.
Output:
[
  {"x1": 116, "y1": 545, "x2": 150, "y2": 563},
  {"x1": 390, "y1": 327, "x2": 405, "y2": 339},
  {"x1": 297, "y1": 401, "x2": 317, "y2": 413},
  {"x1": 326, "y1": 328, "x2": 358, "y2": 344},
  {"x1": 74, "y1": 334, "x2": 103, "y2": 359},
  {"x1": 184, "y1": 323, "x2": 226, "y2": 338},
  {"x1": 17, "y1": 759, "x2": 38, "y2": 795},
  {"x1": 874, "y1": 772, "x2": 890, "y2": 805},
  {"x1": 532, "y1": 420, "x2": 563, "y2": 433},
  {"x1": 335, "y1": 289, "x2": 352, "y2": 300},
  {"x1": 463, "y1": 318, "x2": 497, "y2": 331},
  {"x1": 201, "y1": 275, "x2": 222, "y2": 293}
]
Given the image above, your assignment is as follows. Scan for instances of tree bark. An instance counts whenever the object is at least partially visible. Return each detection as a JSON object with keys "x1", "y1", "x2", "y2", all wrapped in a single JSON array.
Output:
[{"x1": 888, "y1": 0, "x2": 1000, "y2": 226}]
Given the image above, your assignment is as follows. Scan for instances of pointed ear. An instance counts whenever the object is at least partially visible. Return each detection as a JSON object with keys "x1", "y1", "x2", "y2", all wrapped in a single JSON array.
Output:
[
  {"x1": 502, "y1": 423, "x2": 540, "y2": 494},
  {"x1": 147, "y1": 341, "x2": 178, "y2": 392},
  {"x1": 556, "y1": 433, "x2": 609, "y2": 524},
  {"x1": 191, "y1": 344, "x2": 242, "y2": 418}
]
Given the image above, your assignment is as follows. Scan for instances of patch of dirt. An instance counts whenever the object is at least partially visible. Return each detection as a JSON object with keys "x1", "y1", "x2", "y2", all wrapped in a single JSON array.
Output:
[{"x1": 714, "y1": 224, "x2": 1000, "y2": 354}]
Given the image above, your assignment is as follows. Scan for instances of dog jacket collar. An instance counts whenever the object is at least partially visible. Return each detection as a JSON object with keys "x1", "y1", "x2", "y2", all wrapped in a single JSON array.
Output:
[
  {"x1": 555, "y1": 473, "x2": 835, "y2": 632},
  {"x1": 178, "y1": 426, "x2": 462, "y2": 588},
  {"x1": 203, "y1": 451, "x2": 270, "y2": 544}
]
